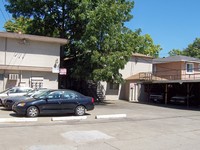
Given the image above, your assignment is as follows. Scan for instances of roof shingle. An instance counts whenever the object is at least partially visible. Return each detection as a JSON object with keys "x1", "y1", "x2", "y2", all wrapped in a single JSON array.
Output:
[{"x1": 153, "y1": 55, "x2": 200, "y2": 64}]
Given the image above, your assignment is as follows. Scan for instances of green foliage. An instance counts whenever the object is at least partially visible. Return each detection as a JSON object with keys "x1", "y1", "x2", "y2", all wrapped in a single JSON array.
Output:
[
  {"x1": 134, "y1": 33, "x2": 162, "y2": 58},
  {"x1": 5, "y1": 0, "x2": 162, "y2": 83},
  {"x1": 183, "y1": 38, "x2": 200, "y2": 58},
  {"x1": 74, "y1": 0, "x2": 136, "y2": 82},
  {"x1": 168, "y1": 49, "x2": 183, "y2": 56},
  {"x1": 168, "y1": 38, "x2": 200, "y2": 59},
  {"x1": 4, "y1": 17, "x2": 32, "y2": 33}
]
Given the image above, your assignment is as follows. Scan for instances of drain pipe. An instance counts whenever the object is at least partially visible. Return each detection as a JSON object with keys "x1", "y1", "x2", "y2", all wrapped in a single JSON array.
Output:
[{"x1": 3, "y1": 38, "x2": 7, "y2": 90}]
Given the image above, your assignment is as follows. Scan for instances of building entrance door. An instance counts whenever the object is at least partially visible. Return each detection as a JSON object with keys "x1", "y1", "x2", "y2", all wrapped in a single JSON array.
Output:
[{"x1": 129, "y1": 83, "x2": 138, "y2": 102}]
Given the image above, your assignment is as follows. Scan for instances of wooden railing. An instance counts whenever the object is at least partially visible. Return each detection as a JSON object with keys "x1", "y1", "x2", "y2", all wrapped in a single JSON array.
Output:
[
  {"x1": 139, "y1": 72, "x2": 152, "y2": 81},
  {"x1": 139, "y1": 72, "x2": 200, "y2": 81}
]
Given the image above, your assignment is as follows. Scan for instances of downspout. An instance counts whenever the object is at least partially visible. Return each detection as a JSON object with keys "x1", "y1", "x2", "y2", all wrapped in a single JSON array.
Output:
[
  {"x1": 3, "y1": 38, "x2": 7, "y2": 90},
  {"x1": 19, "y1": 70, "x2": 22, "y2": 86}
]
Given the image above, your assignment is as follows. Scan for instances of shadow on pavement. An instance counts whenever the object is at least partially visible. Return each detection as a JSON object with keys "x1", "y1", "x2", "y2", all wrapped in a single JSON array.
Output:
[
  {"x1": 9, "y1": 112, "x2": 92, "y2": 118},
  {"x1": 94, "y1": 101, "x2": 115, "y2": 105},
  {"x1": 0, "y1": 108, "x2": 11, "y2": 111},
  {"x1": 138, "y1": 101, "x2": 200, "y2": 111}
]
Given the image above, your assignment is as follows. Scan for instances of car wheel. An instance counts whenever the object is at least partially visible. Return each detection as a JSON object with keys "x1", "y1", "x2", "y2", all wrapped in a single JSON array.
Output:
[
  {"x1": 75, "y1": 105, "x2": 85, "y2": 116},
  {"x1": 26, "y1": 106, "x2": 39, "y2": 117}
]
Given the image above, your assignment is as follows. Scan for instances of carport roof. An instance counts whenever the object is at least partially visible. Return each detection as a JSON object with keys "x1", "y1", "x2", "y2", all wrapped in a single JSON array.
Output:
[
  {"x1": 153, "y1": 55, "x2": 200, "y2": 64},
  {"x1": 0, "y1": 32, "x2": 68, "y2": 45},
  {"x1": 126, "y1": 73, "x2": 200, "y2": 84},
  {"x1": 151, "y1": 79, "x2": 200, "y2": 84},
  {"x1": 126, "y1": 73, "x2": 141, "y2": 81}
]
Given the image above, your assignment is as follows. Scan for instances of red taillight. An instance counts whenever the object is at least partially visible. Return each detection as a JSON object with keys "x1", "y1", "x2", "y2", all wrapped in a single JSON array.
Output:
[{"x1": 92, "y1": 98, "x2": 94, "y2": 103}]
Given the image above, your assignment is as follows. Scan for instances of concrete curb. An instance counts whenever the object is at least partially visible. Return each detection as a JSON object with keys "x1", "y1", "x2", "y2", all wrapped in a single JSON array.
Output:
[
  {"x1": 95, "y1": 114, "x2": 127, "y2": 119},
  {"x1": 51, "y1": 116, "x2": 87, "y2": 121},
  {"x1": 0, "y1": 118, "x2": 38, "y2": 123}
]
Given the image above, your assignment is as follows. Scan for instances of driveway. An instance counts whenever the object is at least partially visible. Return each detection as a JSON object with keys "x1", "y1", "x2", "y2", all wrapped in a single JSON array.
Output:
[
  {"x1": 1, "y1": 100, "x2": 200, "y2": 150},
  {"x1": 0, "y1": 100, "x2": 200, "y2": 125}
]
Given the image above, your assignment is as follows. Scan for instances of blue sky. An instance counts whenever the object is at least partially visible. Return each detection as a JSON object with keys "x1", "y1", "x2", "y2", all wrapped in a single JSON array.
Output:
[
  {"x1": 126, "y1": 0, "x2": 200, "y2": 57},
  {"x1": 1, "y1": 0, "x2": 200, "y2": 57},
  {"x1": 0, "y1": 0, "x2": 11, "y2": 30}
]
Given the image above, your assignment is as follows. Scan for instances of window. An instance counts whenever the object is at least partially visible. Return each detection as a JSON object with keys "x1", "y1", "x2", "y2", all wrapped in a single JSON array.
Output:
[
  {"x1": 63, "y1": 91, "x2": 77, "y2": 99},
  {"x1": 16, "y1": 88, "x2": 33, "y2": 93},
  {"x1": 186, "y1": 63, "x2": 194, "y2": 74},
  {"x1": 31, "y1": 77, "x2": 44, "y2": 89},
  {"x1": 47, "y1": 91, "x2": 63, "y2": 99},
  {"x1": 9, "y1": 88, "x2": 17, "y2": 93},
  {"x1": 109, "y1": 82, "x2": 119, "y2": 90}
]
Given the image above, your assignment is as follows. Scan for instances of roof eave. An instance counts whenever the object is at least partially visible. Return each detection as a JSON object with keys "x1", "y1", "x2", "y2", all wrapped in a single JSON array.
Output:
[{"x1": 0, "y1": 32, "x2": 68, "y2": 45}]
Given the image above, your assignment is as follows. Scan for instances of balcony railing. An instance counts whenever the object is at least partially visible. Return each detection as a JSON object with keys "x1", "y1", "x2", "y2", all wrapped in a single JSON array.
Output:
[
  {"x1": 139, "y1": 71, "x2": 200, "y2": 81},
  {"x1": 139, "y1": 72, "x2": 153, "y2": 81}
]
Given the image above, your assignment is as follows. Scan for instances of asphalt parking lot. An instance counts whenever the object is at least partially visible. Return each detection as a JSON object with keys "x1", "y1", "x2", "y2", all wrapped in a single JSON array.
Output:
[
  {"x1": 0, "y1": 100, "x2": 200, "y2": 125},
  {"x1": 1, "y1": 100, "x2": 200, "y2": 149}
]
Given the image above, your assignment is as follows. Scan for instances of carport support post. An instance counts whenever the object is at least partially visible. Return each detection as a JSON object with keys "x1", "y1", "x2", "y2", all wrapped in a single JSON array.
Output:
[
  {"x1": 187, "y1": 83, "x2": 189, "y2": 107},
  {"x1": 165, "y1": 84, "x2": 168, "y2": 105}
]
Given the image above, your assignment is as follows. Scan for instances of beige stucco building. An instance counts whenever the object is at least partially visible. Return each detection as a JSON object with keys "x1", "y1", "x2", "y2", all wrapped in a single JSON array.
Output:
[
  {"x1": 100, "y1": 53, "x2": 153, "y2": 101},
  {"x1": 0, "y1": 32, "x2": 68, "y2": 91}
]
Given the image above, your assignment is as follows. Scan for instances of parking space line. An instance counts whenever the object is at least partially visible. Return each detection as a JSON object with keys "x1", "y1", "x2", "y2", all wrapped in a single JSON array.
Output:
[
  {"x1": 51, "y1": 116, "x2": 87, "y2": 121},
  {"x1": 95, "y1": 114, "x2": 127, "y2": 119},
  {"x1": 0, "y1": 118, "x2": 38, "y2": 123}
]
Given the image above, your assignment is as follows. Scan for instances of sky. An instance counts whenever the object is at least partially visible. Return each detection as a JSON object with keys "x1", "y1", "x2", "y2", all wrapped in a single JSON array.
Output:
[
  {"x1": 126, "y1": 0, "x2": 200, "y2": 57},
  {"x1": 1, "y1": 0, "x2": 200, "y2": 57}
]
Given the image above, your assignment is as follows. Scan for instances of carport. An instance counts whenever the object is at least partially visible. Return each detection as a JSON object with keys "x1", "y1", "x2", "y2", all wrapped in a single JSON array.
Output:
[{"x1": 144, "y1": 80, "x2": 200, "y2": 107}]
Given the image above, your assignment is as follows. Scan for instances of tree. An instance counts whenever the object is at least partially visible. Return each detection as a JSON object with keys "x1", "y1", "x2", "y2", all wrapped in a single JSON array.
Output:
[
  {"x1": 134, "y1": 33, "x2": 162, "y2": 58},
  {"x1": 168, "y1": 49, "x2": 183, "y2": 56},
  {"x1": 5, "y1": 0, "x2": 161, "y2": 83},
  {"x1": 4, "y1": 17, "x2": 32, "y2": 34},
  {"x1": 183, "y1": 38, "x2": 200, "y2": 59},
  {"x1": 168, "y1": 38, "x2": 200, "y2": 59}
]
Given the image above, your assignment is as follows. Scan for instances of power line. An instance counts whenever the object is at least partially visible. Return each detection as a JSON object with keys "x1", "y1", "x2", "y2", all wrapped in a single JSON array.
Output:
[
  {"x1": 2, "y1": 0, "x2": 11, "y2": 20},
  {"x1": 0, "y1": 7, "x2": 7, "y2": 22}
]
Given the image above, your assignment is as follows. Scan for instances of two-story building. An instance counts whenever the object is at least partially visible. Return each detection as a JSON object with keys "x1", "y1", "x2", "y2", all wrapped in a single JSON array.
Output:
[
  {"x1": 138, "y1": 55, "x2": 200, "y2": 105},
  {"x1": 100, "y1": 53, "x2": 153, "y2": 101},
  {"x1": 0, "y1": 32, "x2": 68, "y2": 91},
  {"x1": 153, "y1": 55, "x2": 200, "y2": 80}
]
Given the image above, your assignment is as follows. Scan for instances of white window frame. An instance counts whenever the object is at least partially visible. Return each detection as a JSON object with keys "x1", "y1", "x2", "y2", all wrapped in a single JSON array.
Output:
[
  {"x1": 186, "y1": 63, "x2": 194, "y2": 74},
  {"x1": 30, "y1": 77, "x2": 44, "y2": 89}
]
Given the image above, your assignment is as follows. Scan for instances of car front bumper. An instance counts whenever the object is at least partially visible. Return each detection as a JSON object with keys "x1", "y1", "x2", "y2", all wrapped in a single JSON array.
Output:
[{"x1": 12, "y1": 104, "x2": 27, "y2": 115}]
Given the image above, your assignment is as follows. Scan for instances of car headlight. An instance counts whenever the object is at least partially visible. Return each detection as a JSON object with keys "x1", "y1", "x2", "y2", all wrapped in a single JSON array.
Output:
[{"x1": 17, "y1": 103, "x2": 26, "y2": 107}]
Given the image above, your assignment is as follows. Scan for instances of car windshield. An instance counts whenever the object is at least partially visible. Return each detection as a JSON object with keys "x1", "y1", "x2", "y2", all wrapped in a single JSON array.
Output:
[{"x1": 33, "y1": 90, "x2": 51, "y2": 99}]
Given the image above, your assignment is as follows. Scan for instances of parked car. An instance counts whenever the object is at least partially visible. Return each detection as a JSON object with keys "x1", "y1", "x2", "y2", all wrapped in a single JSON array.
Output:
[
  {"x1": 149, "y1": 93, "x2": 164, "y2": 103},
  {"x1": 25, "y1": 88, "x2": 48, "y2": 97},
  {"x1": 0, "y1": 87, "x2": 33, "y2": 106},
  {"x1": 3, "y1": 89, "x2": 49, "y2": 110},
  {"x1": 169, "y1": 95, "x2": 198, "y2": 105},
  {"x1": 12, "y1": 89, "x2": 95, "y2": 117}
]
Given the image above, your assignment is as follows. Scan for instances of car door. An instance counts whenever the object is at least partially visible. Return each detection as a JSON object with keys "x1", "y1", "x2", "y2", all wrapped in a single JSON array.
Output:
[
  {"x1": 62, "y1": 91, "x2": 79, "y2": 113},
  {"x1": 40, "y1": 91, "x2": 63, "y2": 114}
]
